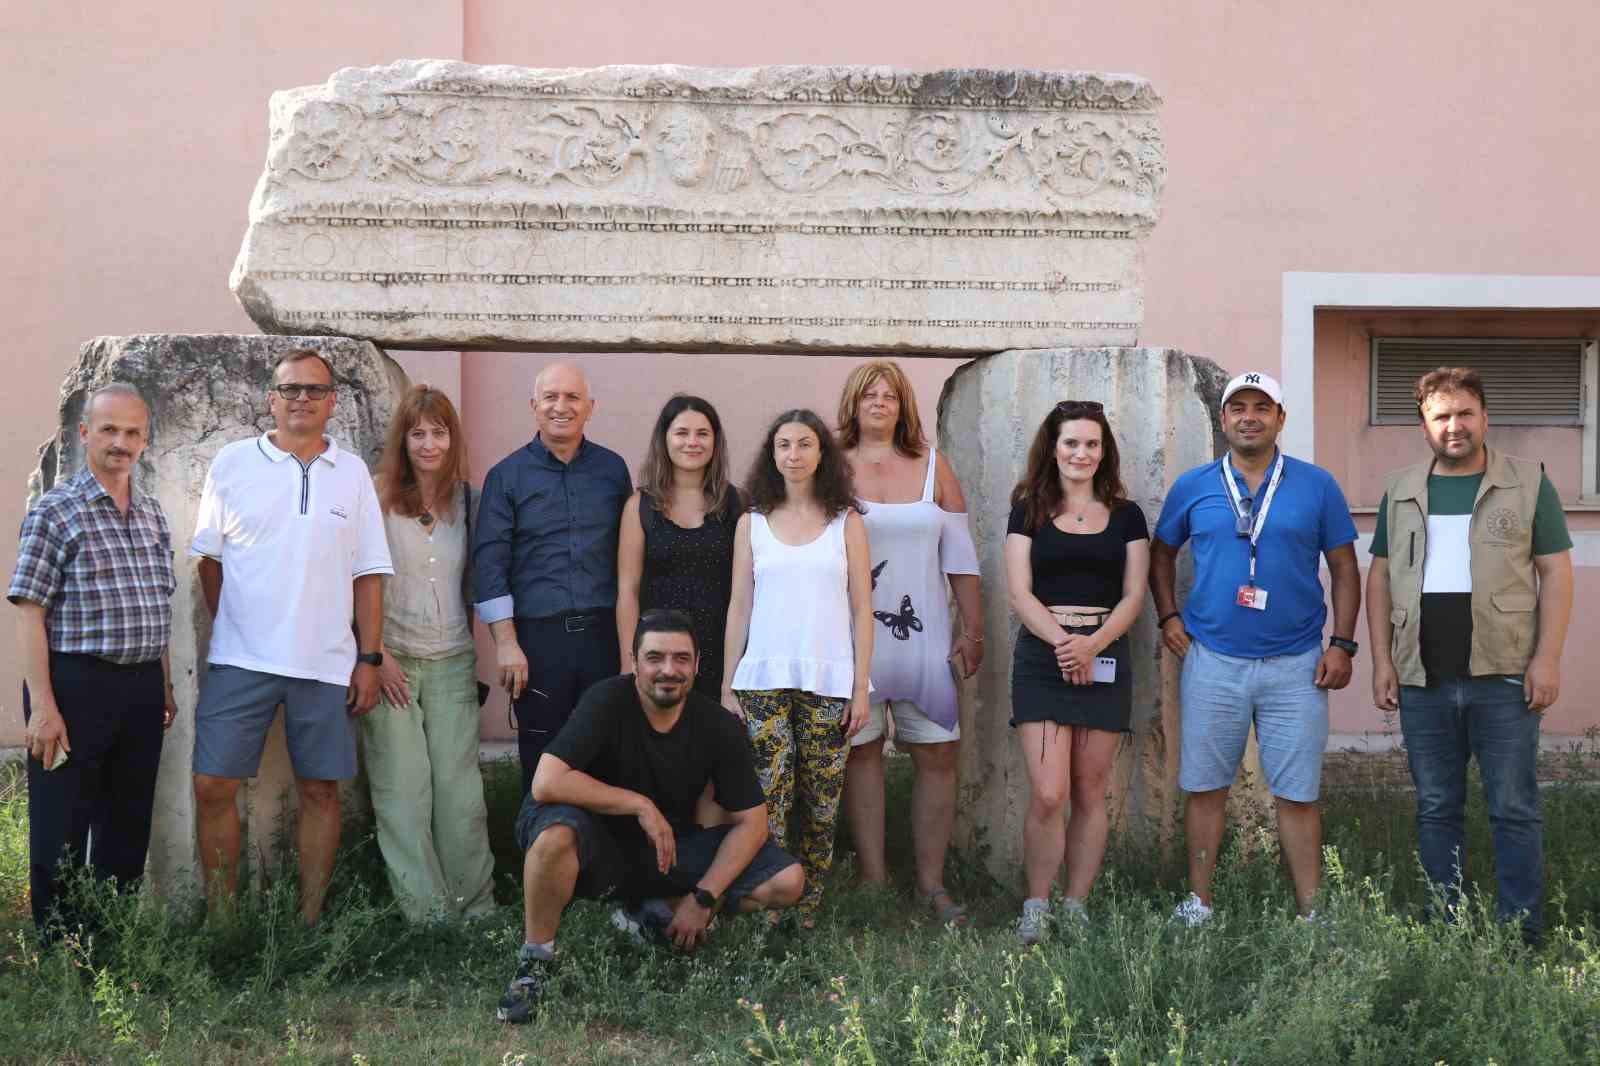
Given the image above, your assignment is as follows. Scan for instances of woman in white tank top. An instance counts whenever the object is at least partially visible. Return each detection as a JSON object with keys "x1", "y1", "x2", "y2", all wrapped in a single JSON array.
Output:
[{"x1": 723, "y1": 409, "x2": 874, "y2": 926}]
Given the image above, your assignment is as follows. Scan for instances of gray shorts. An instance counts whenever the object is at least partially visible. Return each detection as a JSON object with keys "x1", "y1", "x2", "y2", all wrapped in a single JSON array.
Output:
[
  {"x1": 1178, "y1": 640, "x2": 1328, "y2": 802},
  {"x1": 516, "y1": 799, "x2": 800, "y2": 908},
  {"x1": 194, "y1": 664, "x2": 356, "y2": 781}
]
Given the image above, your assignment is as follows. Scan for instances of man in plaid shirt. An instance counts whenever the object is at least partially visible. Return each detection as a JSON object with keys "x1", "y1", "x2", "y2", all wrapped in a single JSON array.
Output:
[{"x1": 8, "y1": 383, "x2": 177, "y2": 933}]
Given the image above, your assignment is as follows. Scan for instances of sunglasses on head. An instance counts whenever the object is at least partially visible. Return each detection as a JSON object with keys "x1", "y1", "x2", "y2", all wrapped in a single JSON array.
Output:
[{"x1": 1054, "y1": 400, "x2": 1105, "y2": 416}]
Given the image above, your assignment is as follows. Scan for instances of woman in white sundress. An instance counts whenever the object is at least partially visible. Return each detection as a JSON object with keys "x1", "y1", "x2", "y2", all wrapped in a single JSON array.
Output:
[{"x1": 836, "y1": 361, "x2": 983, "y2": 926}]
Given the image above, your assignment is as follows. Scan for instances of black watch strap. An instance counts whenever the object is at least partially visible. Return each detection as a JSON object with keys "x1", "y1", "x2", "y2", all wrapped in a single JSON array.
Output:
[
  {"x1": 357, "y1": 651, "x2": 384, "y2": 667},
  {"x1": 1328, "y1": 636, "x2": 1359, "y2": 656},
  {"x1": 692, "y1": 886, "x2": 718, "y2": 910}
]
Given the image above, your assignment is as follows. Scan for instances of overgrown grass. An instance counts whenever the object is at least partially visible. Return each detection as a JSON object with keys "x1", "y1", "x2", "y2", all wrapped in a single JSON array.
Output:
[{"x1": 1, "y1": 737, "x2": 1598, "y2": 1065}]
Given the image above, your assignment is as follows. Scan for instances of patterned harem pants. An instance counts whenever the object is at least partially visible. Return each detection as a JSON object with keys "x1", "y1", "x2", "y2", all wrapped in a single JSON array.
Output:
[{"x1": 734, "y1": 688, "x2": 849, "y2": 918}]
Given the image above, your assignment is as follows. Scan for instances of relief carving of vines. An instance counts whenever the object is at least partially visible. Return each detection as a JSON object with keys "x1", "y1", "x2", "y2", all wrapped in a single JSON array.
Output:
[{"x1": 269, "y1": 95, "x2": 1164, "y2": 209}]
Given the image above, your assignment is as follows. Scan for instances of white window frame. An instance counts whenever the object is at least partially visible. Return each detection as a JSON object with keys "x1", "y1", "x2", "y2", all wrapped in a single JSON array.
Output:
[{"x1": 1280, "y1": 272, "x2": 1600, "y2": 502}]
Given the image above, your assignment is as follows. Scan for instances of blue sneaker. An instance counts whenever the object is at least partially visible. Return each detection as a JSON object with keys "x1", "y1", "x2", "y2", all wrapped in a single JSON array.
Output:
[{"x1": 496, "y1": 950, "x2": 550, "y2": 1024}]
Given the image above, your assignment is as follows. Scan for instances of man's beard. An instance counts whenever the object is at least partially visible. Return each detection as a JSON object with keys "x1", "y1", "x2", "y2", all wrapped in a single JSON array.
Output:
[{"x1": 643, "y1": 678, "x2": 688, "y2": 708}]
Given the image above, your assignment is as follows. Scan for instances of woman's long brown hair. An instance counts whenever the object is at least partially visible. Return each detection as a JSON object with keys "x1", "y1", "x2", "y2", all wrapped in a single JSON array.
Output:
[
  {"x1": 637, "y1": 394, "x2": 734, "y2": 514},
  {"x1": 745, "y1": 409, "x2": 860, "y2": 518},
  {"x1": 376, "y1": 385, "x2": 471, "y2": 520},
  {"x1": 1010, "y1": 401, "x2": 1127, "y2": 532}
]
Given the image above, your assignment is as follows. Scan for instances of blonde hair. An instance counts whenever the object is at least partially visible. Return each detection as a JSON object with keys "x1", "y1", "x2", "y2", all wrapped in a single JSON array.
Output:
[{"x1": 835, "y1": 360, "x2": 926, "y2": 458}]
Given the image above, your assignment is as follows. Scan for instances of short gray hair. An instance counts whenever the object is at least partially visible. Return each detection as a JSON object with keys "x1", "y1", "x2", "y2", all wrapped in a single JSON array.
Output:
[{"x1": 83, "y1": 382, "x2": 150, "y2": 424}]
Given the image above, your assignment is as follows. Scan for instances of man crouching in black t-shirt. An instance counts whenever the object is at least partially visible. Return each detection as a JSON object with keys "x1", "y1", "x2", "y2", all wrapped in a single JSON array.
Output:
[{"x1": 496, "y1": 609, "x2": 804, "y2": 1023}]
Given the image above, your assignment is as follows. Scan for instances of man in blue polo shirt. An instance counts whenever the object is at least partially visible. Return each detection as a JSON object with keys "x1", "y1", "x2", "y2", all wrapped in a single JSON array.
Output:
[{"x1": 1150, "y1": 371, "x2": 1361, "y2": 924}]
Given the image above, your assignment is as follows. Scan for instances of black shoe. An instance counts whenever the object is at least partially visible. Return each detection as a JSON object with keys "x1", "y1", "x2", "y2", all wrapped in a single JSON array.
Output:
[{"x1": 496, "y1": 953, "x2": 548, "y2": 1024}]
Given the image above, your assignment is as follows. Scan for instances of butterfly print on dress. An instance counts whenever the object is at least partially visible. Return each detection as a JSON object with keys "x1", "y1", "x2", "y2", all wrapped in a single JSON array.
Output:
[
  {"x1": 870, "y1": 559, "x2": 887, "y2": 590},
  {"x1": 874, "y1": 595, "x2": 923, "y2": 641}
]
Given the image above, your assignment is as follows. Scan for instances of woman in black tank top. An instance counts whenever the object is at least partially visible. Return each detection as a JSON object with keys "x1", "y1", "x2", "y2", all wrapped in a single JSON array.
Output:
[
  {"x1": 616, "y1": 395, "x2": 742, "y2": 698},
  {"x1": 1003, "y1": 400, "x2": 1150, "y2": 943}
]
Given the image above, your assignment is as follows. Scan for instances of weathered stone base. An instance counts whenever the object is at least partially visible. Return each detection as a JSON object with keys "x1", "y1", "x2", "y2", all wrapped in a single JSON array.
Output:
[
  {"x1": 938, "y1": 346, "x2": 1244, "y2": 883},
  {"x1": 29, "y1": 334, "x2": 409, "y2": 900}
]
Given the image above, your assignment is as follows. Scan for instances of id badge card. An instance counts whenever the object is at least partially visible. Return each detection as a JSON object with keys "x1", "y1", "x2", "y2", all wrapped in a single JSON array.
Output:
[
  {"x1": 1236, "y1": 584, "x2": 1269, "y2": 611},
  {"x1": 1091, "y1": 656, "x2": 1117, "y2": 684}
]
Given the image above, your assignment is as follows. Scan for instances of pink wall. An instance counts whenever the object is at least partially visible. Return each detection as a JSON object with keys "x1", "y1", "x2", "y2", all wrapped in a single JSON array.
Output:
[
  {"x1": 0, "y1": 3, "x2": 463, "y2": 743},
  {"x1": 4, "y1": 1, "x2": 1598, "y2": 744}
]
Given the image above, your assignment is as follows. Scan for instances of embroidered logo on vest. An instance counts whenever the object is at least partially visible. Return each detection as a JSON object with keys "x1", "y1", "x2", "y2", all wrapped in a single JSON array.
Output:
[{"x1": 1485, "y1": 507, "x2": 1522, "y2": 542}]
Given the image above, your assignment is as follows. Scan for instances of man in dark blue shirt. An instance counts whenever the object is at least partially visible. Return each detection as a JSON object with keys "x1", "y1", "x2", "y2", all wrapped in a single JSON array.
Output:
[{"x1": 474, "y1": 361, "x2": 632, "y2": 794}]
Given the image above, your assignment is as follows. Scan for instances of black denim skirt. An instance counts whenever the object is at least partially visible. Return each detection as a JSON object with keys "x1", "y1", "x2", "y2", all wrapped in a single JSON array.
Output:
[{"x1": 1009, "y1": 626, "x2": 1132, "y2": 733}]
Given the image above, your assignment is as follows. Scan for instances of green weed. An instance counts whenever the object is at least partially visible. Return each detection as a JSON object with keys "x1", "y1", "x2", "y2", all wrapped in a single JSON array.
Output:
[{"x1": 0, "y1": 743, "x2": 1596, "y2": 1064}]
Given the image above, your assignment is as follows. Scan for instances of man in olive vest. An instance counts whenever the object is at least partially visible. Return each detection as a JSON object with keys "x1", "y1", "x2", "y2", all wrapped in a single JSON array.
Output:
[{"x1": 1366, "y1": 366, "x2": 1572, "y2": 937}]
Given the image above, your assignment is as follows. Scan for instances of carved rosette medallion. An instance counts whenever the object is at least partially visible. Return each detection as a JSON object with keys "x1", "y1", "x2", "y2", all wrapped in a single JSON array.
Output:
[{"x1": 232, "y1": 61, "x2": 1166, "y2": 354}]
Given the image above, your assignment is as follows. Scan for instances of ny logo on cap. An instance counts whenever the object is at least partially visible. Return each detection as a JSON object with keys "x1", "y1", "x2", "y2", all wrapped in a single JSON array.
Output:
[{"x1": 1244, "y1": 373, "x2": 1261, "y2": 384}]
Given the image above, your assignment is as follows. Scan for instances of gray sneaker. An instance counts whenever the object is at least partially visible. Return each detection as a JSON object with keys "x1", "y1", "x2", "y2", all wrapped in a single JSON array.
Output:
[
  {"x1": 610, "y1": 898, "x2": 674, "y2": 947},
  {"x1": 1059, "y1": 897, "x2": 1089, "y2": 928},
  {"x1": 1016, "y1": 899, "x2": 1051, "y2": 946},
  {"x1": 1170, "y1": 892, "x2": 1214, "y2": 927}
]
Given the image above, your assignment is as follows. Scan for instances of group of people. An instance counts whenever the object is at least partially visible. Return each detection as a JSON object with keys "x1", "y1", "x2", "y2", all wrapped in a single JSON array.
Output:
[{"x1": 13, "y1": 352, "x2": 1570, "y2": 1025}]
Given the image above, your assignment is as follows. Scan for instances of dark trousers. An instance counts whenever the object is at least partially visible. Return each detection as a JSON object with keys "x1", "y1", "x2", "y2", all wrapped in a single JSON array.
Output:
[
  {"x1": 512, "y1": 610, "x2": 620, "y2": 796},
  {"x1": 24, "y1": 653, "x2": 165, "y2": 931}
]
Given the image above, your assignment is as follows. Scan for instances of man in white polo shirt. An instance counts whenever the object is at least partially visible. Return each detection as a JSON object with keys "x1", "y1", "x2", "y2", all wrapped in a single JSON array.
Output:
[{"x1": 190, "y1": 348, "x2": 394, "y2": 925}]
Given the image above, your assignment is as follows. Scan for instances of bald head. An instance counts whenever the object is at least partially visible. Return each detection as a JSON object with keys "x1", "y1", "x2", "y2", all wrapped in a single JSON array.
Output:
[
  {"x1": 531, "y1": 361, "x2": 595, "y2": 455},
  {"x1": 533, "y1": 361, "x2": 591, "y2": 401}
]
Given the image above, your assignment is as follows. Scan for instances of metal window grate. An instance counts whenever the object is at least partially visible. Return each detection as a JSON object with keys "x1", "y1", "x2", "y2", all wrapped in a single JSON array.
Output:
[{"x1": 1370, "y1": 337, "x2": 1587, "y2": 425}]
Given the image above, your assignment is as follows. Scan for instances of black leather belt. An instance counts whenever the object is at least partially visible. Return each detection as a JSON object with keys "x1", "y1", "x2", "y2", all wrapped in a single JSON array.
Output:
[{"x1": 529, "y1": 609, "x2": 612, "y2": 634}]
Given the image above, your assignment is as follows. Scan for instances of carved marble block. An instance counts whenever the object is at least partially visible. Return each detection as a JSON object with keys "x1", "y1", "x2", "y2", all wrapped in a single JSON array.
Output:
[
  {"x1": 28, "y1": 335, "x2": 408, "y2": 899},
  {"x1": 231, "y1": 62, "x2": 1166, "y2": 354}
]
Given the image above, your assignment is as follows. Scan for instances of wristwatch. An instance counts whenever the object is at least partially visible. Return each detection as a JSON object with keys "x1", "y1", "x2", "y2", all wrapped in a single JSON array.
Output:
[
  {"x1": 1328, "y1": 637, "x2": 1359, "y2": 657},
  {"x1": 692, "y1": 886, "x2": 718, "y2": 911},
  {"x1": 356, "y1": 651, "x2": 384, "y2": 667}
]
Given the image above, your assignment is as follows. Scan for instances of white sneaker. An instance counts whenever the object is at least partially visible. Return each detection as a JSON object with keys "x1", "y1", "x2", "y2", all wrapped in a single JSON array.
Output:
[
  {"x1": 1059, "y1": 897, "x2": 1089, "y2": 927},
  {"x1": 1016, "y1": 899, "x2": 1051, "y2": 946},
  {"x1": 1170, "y1": 892, "x2": 1214, "y2": 927}
]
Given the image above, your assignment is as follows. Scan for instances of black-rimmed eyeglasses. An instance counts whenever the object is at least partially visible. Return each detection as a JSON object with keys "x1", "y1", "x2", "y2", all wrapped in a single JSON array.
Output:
[{"x1": 272, "y1": 384, "x2": 334, "y2": 400}]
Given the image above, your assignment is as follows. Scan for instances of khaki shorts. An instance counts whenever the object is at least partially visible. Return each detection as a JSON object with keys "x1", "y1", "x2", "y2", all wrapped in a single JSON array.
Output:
[{"x1": 850, "y1": 698, "x2": 960, "y2": 748}]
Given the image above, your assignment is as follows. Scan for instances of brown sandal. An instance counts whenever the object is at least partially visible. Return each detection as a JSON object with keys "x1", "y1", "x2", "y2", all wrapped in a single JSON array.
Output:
[{"x1": 922, "y1": 887, "x2": 968, "y2": 927}]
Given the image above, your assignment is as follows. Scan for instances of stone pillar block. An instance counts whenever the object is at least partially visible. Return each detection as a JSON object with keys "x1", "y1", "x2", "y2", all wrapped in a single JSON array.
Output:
[
  {"x1": 937, "y1": 347, "x2": 1239, "y2": 883},
  {"x1": 231, "y1": 61, "x2": 1165, "y2": 355},
  {"x1": 27, "y1": 334, "x2": 408, "y2": 898}
]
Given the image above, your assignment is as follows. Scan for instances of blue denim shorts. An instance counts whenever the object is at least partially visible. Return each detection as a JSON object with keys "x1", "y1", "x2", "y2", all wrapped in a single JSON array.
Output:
[
  {"x1": 1178, "y1": 640, "x2": 1328, "y2": 802},
  {"x1": 194, "y1": 665, "x2": 356, "y2": 781}
]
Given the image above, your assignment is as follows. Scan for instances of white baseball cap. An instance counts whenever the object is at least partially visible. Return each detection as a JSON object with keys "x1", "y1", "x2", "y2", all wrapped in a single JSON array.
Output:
[{"x1": 1221, "y1": 371, "x2": 1284, "y2": 407}]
